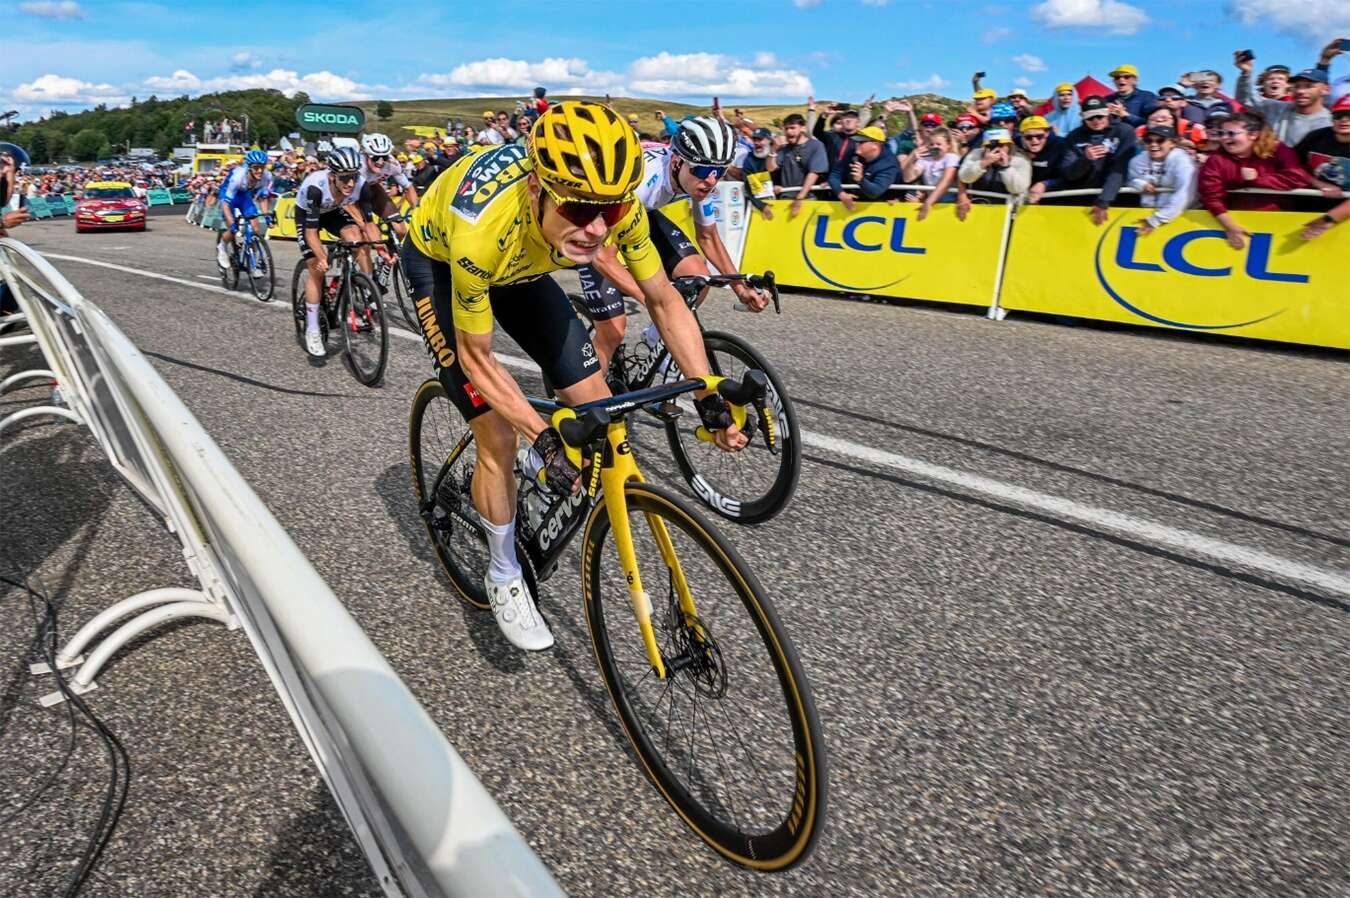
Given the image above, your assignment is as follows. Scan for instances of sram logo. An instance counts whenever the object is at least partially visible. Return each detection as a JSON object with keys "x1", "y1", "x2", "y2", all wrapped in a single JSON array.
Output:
[{"x1": 691, "y1": 475, "x2": 742, "y2": 518}]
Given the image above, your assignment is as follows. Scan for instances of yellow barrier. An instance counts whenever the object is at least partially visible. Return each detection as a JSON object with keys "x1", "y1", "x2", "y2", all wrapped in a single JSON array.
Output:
[
  {"x1": 1000, "y1": 206, "x2": 1350, "y2": 350},
  {"x1": 740, "y1": 199, "x2": 1005, "y2": 306}
]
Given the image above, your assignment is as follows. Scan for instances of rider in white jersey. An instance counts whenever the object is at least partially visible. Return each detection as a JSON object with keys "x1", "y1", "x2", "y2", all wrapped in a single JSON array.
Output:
[
  {"x1": 293, "y1": 147, "x2": 369, "y2": 358},
  {"x1": 576, "y1": 116, "x2": 768, "y2": 370},
  {"x1": 354, "y1": 132, "x2": 419, "y2": 253}
]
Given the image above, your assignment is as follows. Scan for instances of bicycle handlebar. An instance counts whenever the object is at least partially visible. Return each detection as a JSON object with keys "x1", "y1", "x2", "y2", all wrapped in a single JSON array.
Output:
[{"x1": 671, "y1": 271, "x2": 781, "y2": 315}]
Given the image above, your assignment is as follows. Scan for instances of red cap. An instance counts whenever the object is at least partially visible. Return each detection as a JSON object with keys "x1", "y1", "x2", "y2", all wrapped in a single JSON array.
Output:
[
  {"x1": 1333, "y1": 94, "x2": 1350, "y2": 114},
  {"x1": 920, "y1": 112, "x2": 944, "y2": 125},
  {"x1": 955, "y1": 113, "x2": 980, "y2": 127}
]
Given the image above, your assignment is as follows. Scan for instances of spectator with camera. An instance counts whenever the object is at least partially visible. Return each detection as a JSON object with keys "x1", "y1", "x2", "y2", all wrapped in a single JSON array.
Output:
[
  {"x1": 1294, "y1": 94, "x2": 1350, "y2": 240},
  {"x1": 773, "y1": 112, "x2": 829, "y2": 217},
  {"x1": 900, "y1": 126, "x2": 960, "y2": 220},
  {"x1": 1199, "y1": 111, "x2": 1311, "y2": 247},
  {"x1": 957, "y1": 129, "x2": 1031, "y2": 218},
  {"x1": 952, "y1": 114, "x2": 983, "y2": 153},
  {"x1": 1046, "y1": 82, "x2": 1082, "y2": 137},
  {"x1": 828, "y1": 126, "x2": 899, "y2": 211},
  {"x1": 1127, "y1": 125, "x2": 1198, "y2": 236},
  {"x1": 1058, "y1": 96, "x2": 1138, "y2": 224},
  {"x1": 1107, "y1": 64, "x2": 1159, "y2": 127},
  {"x1": 1237, "y1": 52, "x2": 1332, "y2": 146},
  {"x1": 1007, "y1": 89, "x2": 1035, "y2": 122},
  {"x1": 1021, "y1": 116, "x2": 1070, "y2": 203}
]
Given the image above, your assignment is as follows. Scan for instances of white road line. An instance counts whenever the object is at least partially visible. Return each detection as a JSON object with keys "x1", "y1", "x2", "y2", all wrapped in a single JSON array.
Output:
[{"x1": 43, "y1": 251, "x2": 1350, "y2": 598}]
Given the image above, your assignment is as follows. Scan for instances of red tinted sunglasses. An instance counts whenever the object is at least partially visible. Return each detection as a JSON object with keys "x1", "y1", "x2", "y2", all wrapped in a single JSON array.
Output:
[{"x1": 547, "y1": 193, "x2": 632, "y2": 228}]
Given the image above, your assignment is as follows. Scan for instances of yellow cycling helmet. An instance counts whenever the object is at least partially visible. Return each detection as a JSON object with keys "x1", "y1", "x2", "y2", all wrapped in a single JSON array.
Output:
[{"x1": 529, "y1": 101, "x2": 642, "y2": 201}]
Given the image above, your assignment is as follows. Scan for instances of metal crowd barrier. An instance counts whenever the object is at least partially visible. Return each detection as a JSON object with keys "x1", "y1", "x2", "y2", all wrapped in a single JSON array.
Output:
[{"x1": 0, "y1": 237, "x2": 564, "y2": 898}]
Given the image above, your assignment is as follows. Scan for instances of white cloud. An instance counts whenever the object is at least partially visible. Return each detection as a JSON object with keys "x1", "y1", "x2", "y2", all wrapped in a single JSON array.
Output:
[
  {"x1": 230, "y1": 51, "x2": 264, "y2": 71},
  {"x1": 1229, "y1": 0, "x2": 1350, "y2": 41},
  {"x1": 142, "y1": 68, "x2": 370, "y2": 100},
  {"x1": 1031, "y1": 0, "x2": 1149, "y2": 34},
  {"x1": 794, "y1": 0, "x2": 822, "y2": 7},
  {"x1": 753, "y1": 52, "x2": 779, "y2": 68},
  {"x1": 18, "y1": 0, "x2": 85, "y2": 19},
  {"x1": 1014, "y1": 76, "x2": 1035, "y2": 87},
  {"x1": 981, "y1": 26, "x2": 1015, "y2": 42},
  {"x1": 627, "y1": 52, "x2": 812, "y2": 98},
  {"x1": 13, "y1": 73, "x2": 125, "y2": 105},
  {"x1": 1012, "y1": 53, "x2": 1047, "y2": 72},
  {"x1": 421, "y1": 57, "x2": 623, "y2": 93},
  {"x1": 892, "y1": 74, "x2": 952, "y2": 91}
]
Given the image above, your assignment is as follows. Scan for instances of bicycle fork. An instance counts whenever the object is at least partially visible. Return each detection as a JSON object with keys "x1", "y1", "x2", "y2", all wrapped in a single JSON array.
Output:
[{"x1": 598, "y1": 423, "x2": 701, "y2": 680}]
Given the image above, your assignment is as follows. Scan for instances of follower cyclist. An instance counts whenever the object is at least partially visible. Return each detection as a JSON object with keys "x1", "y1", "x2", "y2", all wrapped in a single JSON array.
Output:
[
  {"x1": 355, "y1": 131, "x2": 419, "y2": 252},
  {"x1": 215, "y1": 149, "x2": 276, "y2": 270},
  {"x1": 294, "y1": 146, "x2": 369, "y2": 358},
  {"x1": 573, "y1": 116, "x2": 769, "y2": 373},
  {"x1": 401, "y1": 101, "x2": 748, "y2": 652}
]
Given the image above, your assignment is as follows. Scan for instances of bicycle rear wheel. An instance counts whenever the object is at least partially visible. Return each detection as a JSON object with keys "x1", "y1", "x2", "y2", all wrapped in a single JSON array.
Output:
[
  {"x1": 409, "y1": 378, "x2": 538, "y2": 609},
  {"x1": 664, "y1": 332, "x2": 801, "y2": 524},
  {"x1": 247, "y1": 235, "x2": 275, "y2": 302},
  {"x1": 341, "y1": 271, "x2": 388, "y2": 386},
  {"x1": 582, "y1": 481, "x2": 826, "y2": 870}
]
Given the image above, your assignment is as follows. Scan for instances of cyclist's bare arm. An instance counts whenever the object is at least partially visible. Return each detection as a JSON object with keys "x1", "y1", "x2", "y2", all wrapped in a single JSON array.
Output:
[
  {"x1": 592, "y1": 243, "x2": 645, "y2": 302},
  {"x1": 637, "y1": 270, "x2": 746, "y2": 451},
  {"x1": 456, "y1": 327, "x2": 548, "y2": 441}
]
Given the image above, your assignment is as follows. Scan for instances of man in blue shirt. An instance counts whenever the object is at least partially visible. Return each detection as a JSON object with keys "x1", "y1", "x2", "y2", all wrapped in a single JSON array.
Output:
[
  {"x1": 1107, "y1": 63, "x2": 1159, "y2": 127},
  {"x1": 828, "y1": 126, "x2": 899, "y2": 211}
]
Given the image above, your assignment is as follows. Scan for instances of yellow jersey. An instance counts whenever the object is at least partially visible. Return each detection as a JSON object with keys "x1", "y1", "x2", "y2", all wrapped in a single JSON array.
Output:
[{"x1": 409, "y1": 144, "x2": 662, "y2": 335}]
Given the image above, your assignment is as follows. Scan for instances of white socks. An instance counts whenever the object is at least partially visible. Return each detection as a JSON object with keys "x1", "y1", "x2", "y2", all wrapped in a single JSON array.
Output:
[
  {"x1": 305, "y1": 302, "x2": 319, "y2": 332},
  {"x1": 483, "y1": 517, "x2": 523, "y2": 583}
]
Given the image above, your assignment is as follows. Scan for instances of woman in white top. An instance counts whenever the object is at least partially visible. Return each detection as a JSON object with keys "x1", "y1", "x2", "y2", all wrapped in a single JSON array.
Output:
[
  {"x1": 901, "y1": 127, "x2": 961, "y2": 220},
  {"x1": 1127, "y1": 124, "x2": 1198, "y2": 235}
]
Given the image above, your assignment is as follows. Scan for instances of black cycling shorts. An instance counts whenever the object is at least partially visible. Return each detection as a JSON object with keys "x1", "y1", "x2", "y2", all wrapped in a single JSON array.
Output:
[
  {"x1": 358, "y1": 181, "x2": 401, "y2": 222},
  {"x1": 575, "y1": 207, "x2": 702, "y2": 321},
  {"x1": 399, "y1": 238, "x2": 600, "y2": 422},
  {"x1": 296, "y1": 207, "x2": 359, "y2": 259}
]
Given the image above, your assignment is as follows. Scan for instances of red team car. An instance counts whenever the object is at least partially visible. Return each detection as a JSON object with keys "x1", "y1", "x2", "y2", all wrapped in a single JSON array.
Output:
[{"x1": 74, "y1": 181, "x2": 147, "y2": 233}]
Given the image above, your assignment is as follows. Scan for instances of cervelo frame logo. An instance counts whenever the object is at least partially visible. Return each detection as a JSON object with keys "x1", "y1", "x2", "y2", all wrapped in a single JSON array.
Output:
[
  {"x1": 1093, "y1": 214, "x2": 1307, "y2": 330},
  {"x1": 800, "y1": 211, "x2": 923, "y2": 291}
]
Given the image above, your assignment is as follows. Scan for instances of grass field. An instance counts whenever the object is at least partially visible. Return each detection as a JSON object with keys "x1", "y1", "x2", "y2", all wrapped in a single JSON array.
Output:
[{"x1": 353, "y1": 92, "x2": 973, "y2": 139}]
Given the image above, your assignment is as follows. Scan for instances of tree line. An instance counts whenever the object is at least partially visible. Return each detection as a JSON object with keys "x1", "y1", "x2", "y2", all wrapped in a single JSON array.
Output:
[{"x1": 3, "y1": 89, "x2": 312, "y2": 164}]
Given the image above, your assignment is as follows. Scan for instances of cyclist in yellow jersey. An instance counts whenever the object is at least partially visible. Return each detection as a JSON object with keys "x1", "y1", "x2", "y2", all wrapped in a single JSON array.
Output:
[{"x1": 401, "y1": 101, "x2": 746, "y2": 652}]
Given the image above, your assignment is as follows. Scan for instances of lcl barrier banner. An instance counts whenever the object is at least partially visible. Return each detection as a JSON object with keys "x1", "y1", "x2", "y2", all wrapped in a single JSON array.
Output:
[
  {"x1": 740, "y1": 199, "x2": 1005, "y2": 306},
  {"x1": 1001, "y1": 207, "x2": 1350, "y2": 350}
]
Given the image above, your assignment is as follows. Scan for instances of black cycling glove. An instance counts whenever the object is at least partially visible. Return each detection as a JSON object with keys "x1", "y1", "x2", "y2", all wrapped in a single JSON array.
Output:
[{"x1": 531, "y1": 427, "x2": 581, "y2": 496}]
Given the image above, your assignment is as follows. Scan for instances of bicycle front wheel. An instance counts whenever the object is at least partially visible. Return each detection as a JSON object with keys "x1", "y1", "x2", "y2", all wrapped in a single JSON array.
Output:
[
  {"x1": 248, "y1": 236, "x2": 275, "y2": 302},
  {"x1": 664, "y1": 332, "x2": 802, "y2": 524},
  {"x1": 582, "y1": 481, "x2": 826, "y2": 871},
  {"x1": 341, "y1": 271, "x2": 388, "y2": 386}
]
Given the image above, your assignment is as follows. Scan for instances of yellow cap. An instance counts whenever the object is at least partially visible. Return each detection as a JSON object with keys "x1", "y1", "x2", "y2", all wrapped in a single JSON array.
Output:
[
  {"x1": 1109, "y1": 64, "x2": 1138, "y2": 78},
  {"x1": 482, "y1": 109, "x2": 495, "y2": 117},
  {"x1": 1055, "y1": 82, "x2": 1075, "y2": 94},
  {"x1": 853, "y1": 126, "x2": 887, "y2": 142},
  {"x1": 410, "y1": 154, "x2": 424, "y2": 163},
  {"x1": 397, "y1": 153, "x2": 408, "y2": 161},
  {"x1": 1019, "y1": 115, "x2": 1051, "y2": 133},
  {"x1": 973, "y1": 88, "x2": 997, "y2": 100}
]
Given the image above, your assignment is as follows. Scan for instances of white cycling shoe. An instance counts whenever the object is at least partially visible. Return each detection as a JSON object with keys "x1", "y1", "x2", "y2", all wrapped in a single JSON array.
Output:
[
  {"x1": 304, "y1": 327, "x2": 326, "y2": 358},
  {"x1": 216, "y1": 242, "x2": 230, "y2": 269},
  {"x1": 485, "y1": 575, "x2": 554, "y2": 651}
]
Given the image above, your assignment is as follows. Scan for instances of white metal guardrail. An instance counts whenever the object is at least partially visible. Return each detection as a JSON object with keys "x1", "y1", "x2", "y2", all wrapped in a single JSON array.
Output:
[{"x1": 0, "y1": 237, "x2": 564, "y2": 898}]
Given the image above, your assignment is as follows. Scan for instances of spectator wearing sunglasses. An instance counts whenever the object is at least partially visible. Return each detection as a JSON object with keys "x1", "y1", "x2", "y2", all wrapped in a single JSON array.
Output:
[
  {"x1": 829, "y1": 126, "x2": 899, "y2": 212},
  {"x1": 951, "y1": 113, "x2": 983, "y2": 154},
  {"x1": 1020, "y1": 116, "x2": 1070, "y2": 204},
  {"x1": 1294, "y1": 95, "x2": 1350, "y2": 239},
  {"x1": 1060, "y1": 96, "x2": 1138, "y2": 224},
  {"x1": 1107, "y1": 64, "x2": 1159, "y2": 128},
  {"x1": 956, "y1": 129, "x2": 1031, "y2": 219},
  {"x1": 1157, "y1": 83, "x2": 1206, "y2": 127},
  {"x1": 1199, "y1": 111, "x2": 1311, "y2": 248},
  {"x1": 1046, "y1": 82, "x2": 1082, "y2": 137},
  {"x1": 773, "y1": 113, "x2": 829, "y2": 217},
  {"x1": 1236, "y1": 53, "x2": 1332, "y2": 147},
  {"x1": 1127, "y1": 126, "x2": 1197, "y2": 236}
]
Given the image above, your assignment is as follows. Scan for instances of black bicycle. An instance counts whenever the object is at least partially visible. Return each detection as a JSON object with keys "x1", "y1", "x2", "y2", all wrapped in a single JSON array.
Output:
[
  {"x1": 219, "y1": 214, "x2": 275, "y2": 301},
  {"x1": 289, "y1": 241, "x2": 388, "y2": 386},
  {"x1": 568, "y1": 272, "x2": 801, "y2": 525},
  {"x1": 370, "y1": 212, "x2": 417, "y2": 332},
  {"x1": 409, "y1": 371, "x2": 826, "y2": 870}
]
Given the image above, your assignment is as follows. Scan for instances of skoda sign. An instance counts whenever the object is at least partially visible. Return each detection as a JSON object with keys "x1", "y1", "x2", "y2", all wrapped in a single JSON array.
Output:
[{"x1": 295, "y1": 103, "x2": 366, "y2": 134}]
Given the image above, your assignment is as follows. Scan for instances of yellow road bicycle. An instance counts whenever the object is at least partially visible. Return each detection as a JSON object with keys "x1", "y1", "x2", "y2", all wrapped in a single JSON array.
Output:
[{"x1": 409, "y1": 371, "x2": 827, "y2": 870}]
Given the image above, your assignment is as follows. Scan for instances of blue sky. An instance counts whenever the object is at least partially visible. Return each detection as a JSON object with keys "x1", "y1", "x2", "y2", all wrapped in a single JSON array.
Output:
[{"x1": 3, "y1": 0, "x2": 1348, "y2": 122}]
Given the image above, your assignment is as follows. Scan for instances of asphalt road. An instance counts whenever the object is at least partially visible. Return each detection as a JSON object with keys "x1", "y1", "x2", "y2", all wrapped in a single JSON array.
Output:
[{"x1": 2, "y1": 213, "x2": 1348, "y2": 898}]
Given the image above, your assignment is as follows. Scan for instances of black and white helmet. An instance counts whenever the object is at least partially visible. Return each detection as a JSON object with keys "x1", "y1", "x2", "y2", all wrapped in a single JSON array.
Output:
[
  {"x1": 672, "y1": 116, "x2": 738, "y2": 166},
  {"x1": 361, "y1": 132, "x2": 394, "y2": 156},
  {"x1": 326, "y1": 146, "x2": 362, "y2": 174}
]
